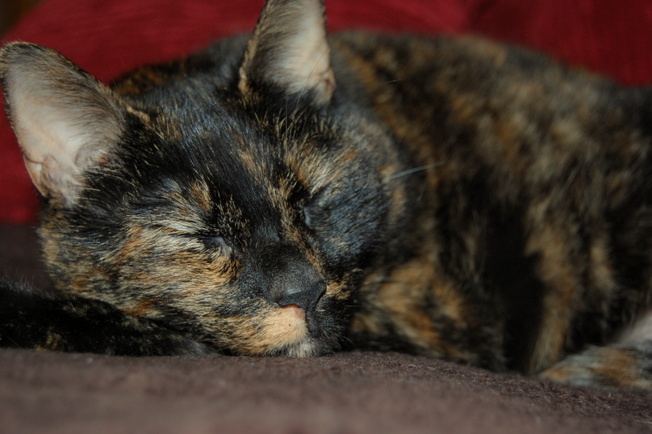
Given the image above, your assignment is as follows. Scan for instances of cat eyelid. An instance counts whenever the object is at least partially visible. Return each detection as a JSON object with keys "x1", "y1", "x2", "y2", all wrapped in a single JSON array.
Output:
[
  {"x1": 302, "y1": 205, "x2": 314, "y2": 229},
  {"x1": 195, "y1": 233, "x2": 234, "y2": 256},
  {"x1": 163, "y1": 222, "x2": 199, "y2": 233},
  {"x1": 301, "y1": 192, "x2": 329, "y2": 230},
  {"x1": 151, "y1": 223, "x2": 233, "y2": 255},
  {"x1": 301, "y1": 185, "x2": 327, "y2": 207}
]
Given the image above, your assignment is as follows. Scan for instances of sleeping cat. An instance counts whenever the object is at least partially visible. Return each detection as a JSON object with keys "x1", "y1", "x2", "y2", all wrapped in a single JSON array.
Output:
[{"x1": 1, "y1": 0, "x2": 651, "y2": 391}]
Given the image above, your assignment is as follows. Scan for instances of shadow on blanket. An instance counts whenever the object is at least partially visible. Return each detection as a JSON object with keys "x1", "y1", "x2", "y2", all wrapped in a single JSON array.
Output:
[{"x1": 0, "y1": 224, "x2": 650, "y2": 434}]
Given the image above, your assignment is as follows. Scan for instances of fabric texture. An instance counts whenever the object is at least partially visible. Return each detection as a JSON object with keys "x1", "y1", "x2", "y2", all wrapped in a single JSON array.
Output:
[
  {"x1": 1, "y1": 347, "x2": 651, "y2": 434},
  {"x1": 2, "y1": 0, "x2": 652, "y2": 223}
]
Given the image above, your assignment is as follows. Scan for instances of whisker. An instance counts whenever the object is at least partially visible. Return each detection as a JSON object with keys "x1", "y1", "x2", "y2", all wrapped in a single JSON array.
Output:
[{"x1": 386, "y1": 161, "x2": 447, "y2": 181}]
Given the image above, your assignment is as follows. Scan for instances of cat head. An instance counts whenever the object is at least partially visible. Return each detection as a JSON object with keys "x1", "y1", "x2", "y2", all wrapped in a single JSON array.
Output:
[{"x1": 0, "y1": 0, "x2": 409, "y2": 356}]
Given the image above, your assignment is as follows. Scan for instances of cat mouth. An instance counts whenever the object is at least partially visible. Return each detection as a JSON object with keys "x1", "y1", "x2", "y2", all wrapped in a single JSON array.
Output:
[
  {"x1": 280, "y1": 304, "x2": 306, "y2": 318},
  {"x1": 280, "y1": 304, "x2": 321, "y2": 335},
  {"x1": 277, "y1": 304, "x2": 325, "y2": 343},
  {"x1": 234, "y1": 295, "x2": 339, "y2": 358},
  {"x1": 262, "y1": 304, "x2": 331, "y2": 357}
]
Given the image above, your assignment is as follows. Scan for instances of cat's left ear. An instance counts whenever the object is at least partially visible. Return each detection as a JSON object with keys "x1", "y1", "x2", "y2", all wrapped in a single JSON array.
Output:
[{"x1": 239, "y1": 0, "x2": 335, "y2": 105}]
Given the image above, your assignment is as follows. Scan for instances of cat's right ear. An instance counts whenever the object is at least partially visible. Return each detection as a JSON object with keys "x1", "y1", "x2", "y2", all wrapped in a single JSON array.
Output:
[{"x1": 0, "y1": 42, "x2": 129, "y2": 206}]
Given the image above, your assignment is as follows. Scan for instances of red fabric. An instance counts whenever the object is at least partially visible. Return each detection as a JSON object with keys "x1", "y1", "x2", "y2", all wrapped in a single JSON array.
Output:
[{"x1": 1, "y1": 0, "x2": 652, "y2": 223}]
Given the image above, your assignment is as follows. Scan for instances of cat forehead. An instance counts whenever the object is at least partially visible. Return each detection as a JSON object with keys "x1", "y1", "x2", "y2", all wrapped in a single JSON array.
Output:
[
  {"x1": 140, "y1": 97, "x2": 341, "y2": 183},
  {"x1": 112, "y1": 76, "x2": 370, "y2": 220},
  {"x1": 115, "y1": 109, "x2": 331, "y2": 210}
]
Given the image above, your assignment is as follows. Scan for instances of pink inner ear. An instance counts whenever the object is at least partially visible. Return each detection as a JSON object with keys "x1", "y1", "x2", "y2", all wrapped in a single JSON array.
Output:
[
  {"x1": 1, "y1": 43, "x2": 126, "y2": 205},
  {"x1": 21, "y1": 155, "x2": 46, "y2": 197},
  {"x1": 10, "y1": 98, "x2": 73, "y2": 199},
  {"x1": 8, "y1": 89, "x2": 88, "y2": 203}
]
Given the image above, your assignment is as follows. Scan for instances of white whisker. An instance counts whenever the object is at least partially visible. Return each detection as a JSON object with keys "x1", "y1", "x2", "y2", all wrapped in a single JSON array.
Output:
[{"x1": 386, "y1": 161, "x2": 447, "y2": 181}]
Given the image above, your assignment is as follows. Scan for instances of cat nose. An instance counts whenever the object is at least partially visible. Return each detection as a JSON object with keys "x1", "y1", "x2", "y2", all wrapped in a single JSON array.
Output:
[
  {"x1": 272, "y1": 279, "x2": 326, "y2": 313},
  {"x1": 261, "y1": 245, "x2": 326, "y2": 313}
]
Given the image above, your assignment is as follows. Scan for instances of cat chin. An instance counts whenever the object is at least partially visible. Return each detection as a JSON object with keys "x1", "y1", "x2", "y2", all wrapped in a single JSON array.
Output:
[
  {"x1": 279, "y1": 339, "x2": 322, "y2": 358},
  {"x1": 273, "y1": 326, "x2": 340, "y2": 358}
]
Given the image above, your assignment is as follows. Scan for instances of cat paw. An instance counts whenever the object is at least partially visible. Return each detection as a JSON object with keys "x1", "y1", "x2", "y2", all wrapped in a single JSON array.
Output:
[{"x1": 539, "y1": 341, "x2": 652, "y2": 392}]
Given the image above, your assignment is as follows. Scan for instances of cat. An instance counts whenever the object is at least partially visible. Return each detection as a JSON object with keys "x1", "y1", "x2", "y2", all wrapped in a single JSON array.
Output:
[{"x1": 1, "y1": 0, "x2": 651, "y2": 391}]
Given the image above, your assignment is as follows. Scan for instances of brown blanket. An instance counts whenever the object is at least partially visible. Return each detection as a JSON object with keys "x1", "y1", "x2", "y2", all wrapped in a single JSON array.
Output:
[{"x1": 1, "y1": 224, "x2": 650, "y2": 433}]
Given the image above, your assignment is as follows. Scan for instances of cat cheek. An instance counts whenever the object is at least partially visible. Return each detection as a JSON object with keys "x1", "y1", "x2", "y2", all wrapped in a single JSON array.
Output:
[{"x1": 260, "y1": 306, "x2": 310, "y2": 348}]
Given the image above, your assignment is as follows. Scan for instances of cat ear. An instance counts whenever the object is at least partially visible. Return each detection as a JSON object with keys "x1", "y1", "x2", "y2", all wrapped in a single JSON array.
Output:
[
  {"x1": 239, "y1": 0, "x2": 335, "y2": 105},
  {"x1": 0, "y1": 42, "x2": 127, "y2": 205}
]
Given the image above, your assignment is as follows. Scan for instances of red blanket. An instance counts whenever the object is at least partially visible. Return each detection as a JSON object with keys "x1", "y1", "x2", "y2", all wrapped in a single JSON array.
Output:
[{"x1": 2, "y1": 0, "x2": 652, "y2": 223}]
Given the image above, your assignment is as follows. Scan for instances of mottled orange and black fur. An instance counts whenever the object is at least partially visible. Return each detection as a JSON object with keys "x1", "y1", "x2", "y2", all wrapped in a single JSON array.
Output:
[{"x1": 1, "y1": 0, "x2": 651, "y2": 391}]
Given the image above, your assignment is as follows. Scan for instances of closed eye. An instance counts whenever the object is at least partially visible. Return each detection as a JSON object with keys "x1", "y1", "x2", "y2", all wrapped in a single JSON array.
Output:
[
  {"x1": 302, "y1": 202, "x2": 332, "y2": 232},
  {"x1": 299, "y1": 186, "x2": 327, "y2": 230},
  {"x1": 197, "y1": 234, "x2": 233, "y2": 256},
  {"x1": 302, "y1": 205, "x2": 314, "y2": 229}
]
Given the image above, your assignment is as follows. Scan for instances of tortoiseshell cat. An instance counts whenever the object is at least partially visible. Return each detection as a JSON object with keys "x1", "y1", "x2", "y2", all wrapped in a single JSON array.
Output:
[{"x1": 1, "y1": 0, "x2": 651, "y2": 391}]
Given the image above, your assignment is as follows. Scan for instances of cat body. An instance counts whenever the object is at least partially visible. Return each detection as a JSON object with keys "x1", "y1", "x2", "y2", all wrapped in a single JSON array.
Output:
[{"x1": 1, "y1": 0, "x2": 651, "y2": 390}]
